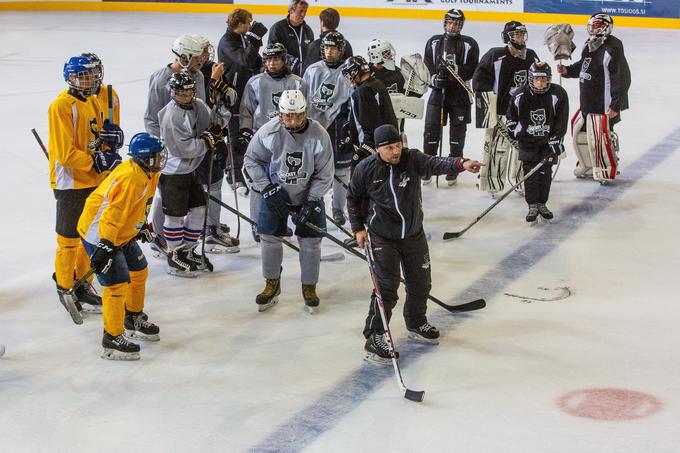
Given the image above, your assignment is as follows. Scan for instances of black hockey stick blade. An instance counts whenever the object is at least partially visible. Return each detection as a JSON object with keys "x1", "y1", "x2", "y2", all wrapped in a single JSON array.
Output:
[
  {"x1": 320, "y1": 252, "x2": 345, "y2": 262},
  {"x1": 404, "y1": 389, "x2": 425, "y2": 402},
  {"x1": 442, "y1": 231, "x2": 463, "y2": 240},
  {"x1": 445, "y1": 298, "x2": 486, "y2": 312}
]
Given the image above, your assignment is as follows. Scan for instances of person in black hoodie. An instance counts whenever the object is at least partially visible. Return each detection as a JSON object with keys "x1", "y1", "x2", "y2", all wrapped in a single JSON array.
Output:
[
  {"x1": 217, "y1": 8, "x2": 267, "y2": 188},
  {"x1": 302, "y1": 8, "x2": 353, "y2": 75},
  {"x1": 347, "y1": 124, "x2": 482, "y2": 363},
  {"x1": 268, "y1": 0, "x2": 314, "y2": 76},
  {"x1": 507, "y1": 62, "x2": 569, "y2": 223}
]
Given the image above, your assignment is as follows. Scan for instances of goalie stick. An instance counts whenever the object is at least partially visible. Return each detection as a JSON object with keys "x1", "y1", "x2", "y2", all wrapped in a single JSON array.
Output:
[
  {"x1": 301, "y1": 220, "x2": 485, "y2": 313},
  {"x1": 443, "y1": 156, "x2": 551, "y2": 240},
  {"x1": 365, "y1": 238, "x2": 424, "y2": 403}
]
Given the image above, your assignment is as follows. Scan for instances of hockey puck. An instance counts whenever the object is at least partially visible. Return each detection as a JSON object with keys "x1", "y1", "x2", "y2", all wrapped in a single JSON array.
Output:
[{"x1": 557, "y1": 388, "x2": 662, "y2": 421}]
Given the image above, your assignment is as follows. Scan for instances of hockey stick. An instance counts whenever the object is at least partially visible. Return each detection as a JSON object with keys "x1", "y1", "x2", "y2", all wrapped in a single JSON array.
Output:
[
  {"x1": 31, "y1": 128, "x2": 48, "y2": 158},
  {"x1": 206, "y1": 193, "x2": 344, "y2": 262},
  {"x1": 364, "y1": 238, "x2": 424, "y2": 402},
  {"x1": 200, "y1": 145, "x2": 216, "y2": 271},
  {"x1": 333, "y1": 173, "x2": 349, "y2": 191},
  {"x1": 57, "y1": 268, "x2": 97, "y2": 325},
  {"x1": 443, "y1": 157, "x2": 550, "y2": 240},
  {"x1": 226, "y1": 135, "x2": 241, "y2": 239},
  {"x1": 436, "y1": 85, "x2": 445, "y2": 188},
  {"x1": 107, "y1": 84, "x2": 114, "y2": 122},
  {"x1": 302, "y1": 221, "x2": 485, "y2": 313}
]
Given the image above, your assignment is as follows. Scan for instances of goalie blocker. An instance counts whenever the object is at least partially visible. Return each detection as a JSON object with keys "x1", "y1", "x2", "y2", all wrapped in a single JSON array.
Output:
[{"x1": 571, "y1": 110, "x2": 619, "y2": 183}]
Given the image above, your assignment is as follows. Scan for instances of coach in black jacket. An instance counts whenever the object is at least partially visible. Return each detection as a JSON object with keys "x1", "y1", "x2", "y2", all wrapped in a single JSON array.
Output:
[
  {"x1": 268, "y1": 0, "x2": 314, "y2": 76},
  {"x1": 347, "y1": 124, "x2": 482, "y2": 361}
]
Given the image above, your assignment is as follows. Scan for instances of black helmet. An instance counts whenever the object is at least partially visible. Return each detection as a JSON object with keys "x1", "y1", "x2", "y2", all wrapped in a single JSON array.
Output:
[
  {"x1": 321, "y1": 31, "x2": 347, "y2": 64},
  {"x1": 502, "y1": 21, "x2": 528, "y2": 50},
  {"x1": 528, "y1": 62, "x2": 551, "y2": 94},
  {"x1": 262, "y1": 43, "x2": 287, "y2": 61},
  {"x1": 169, "y1": 71, "x2": 196, "y2": 108},
  {"x1": 341, "y1": 56, "x2": 370, "y2": 85}
]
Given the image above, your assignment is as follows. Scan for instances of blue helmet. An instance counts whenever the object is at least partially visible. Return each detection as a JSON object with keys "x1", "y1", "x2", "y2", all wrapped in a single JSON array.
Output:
[
  {"x1": 63, "y1": 55, "x2": 98, "y2": 96},
  {"x1": 129, "y1": 132, "x2": 166, "y2": 172}
]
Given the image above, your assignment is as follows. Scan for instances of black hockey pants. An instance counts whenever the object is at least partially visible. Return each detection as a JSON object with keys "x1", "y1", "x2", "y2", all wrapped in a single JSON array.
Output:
[
  {"x1": 363, "y1": 230, "x2": 432, "y2": 338},
  {"x1": 423, "y1": 89, "x2": 470, "y2": 162},
  {"x1": 522, "y1": 160, "x2": 554, "y2": 205}
]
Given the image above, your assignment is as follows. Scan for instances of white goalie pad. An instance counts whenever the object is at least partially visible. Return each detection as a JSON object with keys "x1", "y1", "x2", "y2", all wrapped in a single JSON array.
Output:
[
  {"x1": 544, "y1": 24, "x2": 577, "y2": 61},
  {"x1": 586, "y1": 113, "x2": 619, "y2": 182},
  {"x1": 400, "y1": 54, "x2": 430, "y2": 97},
  {"x1": 571, "y1": 110, "x2": 593, "y2": 178},
  {"x1": 390, "y1": 93, "x2": 425, "y2": 119},
  {"x1": 479, "y1": 120, "x2": 522, "y2": 194},
  {"x1": 475, "y1": 91, "x2": 497, "y2": 129}
]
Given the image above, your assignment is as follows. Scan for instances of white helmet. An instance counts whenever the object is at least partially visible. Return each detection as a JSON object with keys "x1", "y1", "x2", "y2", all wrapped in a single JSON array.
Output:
[
  {"x1": 278, "y1": 89, "x2": 307, "y2": 114},
  {"x1": 172, "y1": 35, "x2": 204, "y2": 65},
  {"x1": 367, "y1": 39, "x2": 396, "y2": 71}
]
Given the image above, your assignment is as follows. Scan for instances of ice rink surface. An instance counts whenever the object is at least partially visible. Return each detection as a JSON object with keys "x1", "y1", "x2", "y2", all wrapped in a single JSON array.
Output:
[{"x1": 1, "y1": 11, "x2": 679, "y2": 453}]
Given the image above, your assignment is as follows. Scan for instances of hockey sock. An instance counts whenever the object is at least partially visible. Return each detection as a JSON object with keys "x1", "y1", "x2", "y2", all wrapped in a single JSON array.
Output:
[
  {"x1": 102, "y1": 282, "x2": 127, "y2": 337},
  {"x1": 126, "y1": 268, "x2": 148, "y2": 313},
  {"x1": 54, "y1": 234, "x2": 79, "y2": 289},
  {"x1": 299, "y1": 237, "x2": 322, "y2": 285},
  {"x1": 260, "y1": 235, "x2": 284, "y2": 279},
  {"x1": 184, "y1": 207, "x2": 204, "y2": 248},
  {"x1": 150, "y1": 191, "x2": 165, "y2": 238},
  {"x1": 163, "y1": 216, "x2": 184, "y2": 252}
]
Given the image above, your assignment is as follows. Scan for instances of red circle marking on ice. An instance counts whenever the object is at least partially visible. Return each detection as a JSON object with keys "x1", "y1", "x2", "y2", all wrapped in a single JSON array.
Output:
[{"x1": 557, "y1": 388, "x2": 662, "y2": 421}]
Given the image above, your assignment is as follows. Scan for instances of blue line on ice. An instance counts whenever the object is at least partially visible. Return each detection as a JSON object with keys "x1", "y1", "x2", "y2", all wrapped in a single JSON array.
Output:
[{"x1": 250, "y1": 127, "x2": 680, "y2": 453}]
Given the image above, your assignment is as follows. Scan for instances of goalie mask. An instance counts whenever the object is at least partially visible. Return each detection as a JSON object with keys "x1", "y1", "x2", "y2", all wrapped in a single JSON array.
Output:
[
  {"x1": 502, "y1": 21, "x2": 528, "y2": 56},
  {"x1": 341, "y1": 55, "x2": 371, "y2": 86},
  {"x1": 63, "y1": 55, "x2": 98, "y2": 97},
  {"x1": 528, "y1": 62, "x2": 551, "y2": 95},
  {"x1": 278, "y1": 89, "x2": 307, "y2": 133},
  {"x1": 169, "y1": 71, "x2": 196, "y2": 109},
  {"x1": 586, "y1": 14, "x2": 613, "y2": 52},
  {"x1": 321, "y1": 31, "x2": 346, "y2": 66},
  {"x1": 129, "y1": 132, "x2": 167, "y2": 173},
  {"x1": 444, "y1": 9, "x2": 465, "y2": 37},
  {"x1": 367, "y1": 39, "x2": 396, "y2": 71},
  {"x1": 262, "y1": 43, "x2": 289, "y2": 78}
]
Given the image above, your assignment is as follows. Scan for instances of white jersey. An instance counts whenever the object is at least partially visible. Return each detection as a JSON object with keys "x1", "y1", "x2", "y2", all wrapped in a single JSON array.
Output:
[
  {"x1": 303, "y1": 61, "x2": 353, "y2": 129},
  {"x1": 144, "y1": 65, "x2": 206, "y2": 137},
  {"x1": 239, "y1": 72, "x2": 306, "y2": 131},
  {"x1": 244, "y1": 118, "x2": 334, "y2": 206},
  {"x1": 158, "y1": 98, "x2": 211, "y2": 175}
]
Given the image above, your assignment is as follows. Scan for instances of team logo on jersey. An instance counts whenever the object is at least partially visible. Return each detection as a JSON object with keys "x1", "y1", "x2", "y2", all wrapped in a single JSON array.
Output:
[
  {"x1": 527, "y1": 109, "x2": 550, "y2": 137},
  {"x1": 513, "y1": 70, "x2": 527, "y2": 87},
  {"x1": 385, "y1": 82, "x2": 399, "y2": 94},
  {"x1": 312, "y1": 83, "x2": 336, "y2": 112},
  {"x1": 398, "y1": 173, "x2": 410, "y2": 188},
  {"x1": 280, "y1": 151, "x2": 308, "y2": 184},
  {"x1": 270, "y1": 91, "x2": 284, "y2": 118},
  {"x1": 579, "y1": 57, "x2": 592, "y2": 82},
  {"x1": 88, "y1": 117, "x2": 101, "y2": 151}
]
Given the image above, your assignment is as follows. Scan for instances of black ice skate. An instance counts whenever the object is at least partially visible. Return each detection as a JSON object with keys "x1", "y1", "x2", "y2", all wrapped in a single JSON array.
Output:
[
  {"x1": 101, "y1": 331, "x2": 140, "y2": 361},
  {"x1": 256, "y1": 278, "x2": 281, "y2": 312},
  {"x1": 302, "y1": 284, "x2": 320, "y2": 314},
  {"x1": 364, "y1": 332, "x2": 399, "y2": 364},
  {"x1": 186, "y1": 247, "x2": 214, "y2": 272},
  {"x1": 205, "y1": 225, "x2": 240, "y2": 254},
  {"x1": 526, "y1": 204, "x2": 539, "y2": 223},
  {"x1": 150, "y1": 234, "x2": 168, "y2": 259},
  {"x1": 332, "y1": 208, "x2": 346, "y2": 226},
  {"x1": 407, "y1": 322, "x2": 440, "y2": 345},
  {"x1": 537, "y1": 203, "x2": 554, "y2": 220},
  {"x1": 445, "y1": 173, "x2": 458, "y2": 187},
  {"x1": 124, "y1": 310, "x2": 160, "y2": 341},
  {"x1": 167, "y1": 245, "x2": 199, "y2": 278},
  {"x1": 52, "y1": 273, "x2": 83, "y2": 325},
  {"x1": 75, "y1": 280, "x2": 102, "y2": 314}
]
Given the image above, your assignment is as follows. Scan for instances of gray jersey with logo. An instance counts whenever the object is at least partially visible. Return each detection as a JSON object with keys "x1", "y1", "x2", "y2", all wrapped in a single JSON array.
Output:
[
  {"x1": 244, "y1": 117, "x2": 334, "y2": 205},
  {"x1": 239, "y1": 73, "x2": 306, "y2": 131},
  {"x1": 158, "y1": 98, "x2": 211, "y2": 175},
  {"x1": 144, "y1": 65, "x2": 206, "y2": 137},
  {"x1": 303, "y1": 61, "x2": 353, "y2": 128}
]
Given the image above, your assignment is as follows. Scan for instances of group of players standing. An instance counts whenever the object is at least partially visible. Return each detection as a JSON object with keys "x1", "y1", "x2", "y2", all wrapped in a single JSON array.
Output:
[{"x1": 45, "y1": 2, "x2": 630, "y2": 362}]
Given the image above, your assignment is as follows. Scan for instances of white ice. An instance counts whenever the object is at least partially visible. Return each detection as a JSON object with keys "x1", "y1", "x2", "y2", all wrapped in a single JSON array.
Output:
[{"x1": 1, "y1": 11, "x2": 679, "y2": 453}]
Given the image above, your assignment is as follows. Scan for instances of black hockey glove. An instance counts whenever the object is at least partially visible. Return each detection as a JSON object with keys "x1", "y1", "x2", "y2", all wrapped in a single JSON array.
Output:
[
  {"x1": 135, "y1": 223, "x2": 153, "y2": 243},
  {"x1": 548, "y1": 137, "x2": 565, "y2": 158},
  {"x1": 292, "y1": 199, "x2": 323, "y2": 227},
  {"x1": 92, "y1": 150, "x2": 122, "y2": 173},
  {"x1": 245, "y1": 21, "x2": 268, "y2": 44},
  {"x1": 210, "y1": 79, "x2": 238, "y2": 107},
  {"x1": 200, "y1": 124, "x2": 225, "y2": 150},
  {"x1": 100, "y1": 119, "x2": 125, "y2": 150},
  {"x1": 262, "y1": 183, "x2": 290, "y2": 219},
  {"x1": 90, "y1": 239, "x2": 116, "y2": 274}
]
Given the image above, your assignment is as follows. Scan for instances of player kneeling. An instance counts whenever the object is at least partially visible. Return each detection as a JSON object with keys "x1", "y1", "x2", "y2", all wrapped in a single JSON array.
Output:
[{"x1": 77, "y1": 133, "x2": 166, "y2": 360}]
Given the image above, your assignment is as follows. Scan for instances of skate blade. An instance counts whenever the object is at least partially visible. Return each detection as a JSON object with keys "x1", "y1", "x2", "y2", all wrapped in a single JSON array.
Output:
[
  {"x1": 152, "y1": 251, "x2": 167, "y2": 260},
  {"x1": 363, "y1": 351, "x2": 391, "y2": 365},
  {"x1": 58, "y1": 293, "x2": 83, "y2": 325},
  {"x1": 447, "y1": 180, "x2": 458, "y2": 187},
  {"x1": 407, "y1": 331, "x2": 440, "y2": 345},
  {"x1": 257, "y1": 298, "x2": 279, "y2": 312},
  {"x1": 101, "y1": 348, "x2": 140, "y2": 361},
  {"x1": 305, "y1": 304, "x2": 319, "y2": 314},
  {"x1": 205, "y1": 245, "x2": 240, "y2": 254},
  {"x1": 528, "y1": 220, "x2": 538, "y2": 227},
  {"x1": 166, "y1": 268, "x2": 199, "y2": 278},
  {"x1": 80, "y1": 304, "x2": 102, "y2": 315},
  {"x1": 125, "y1": 329, "x2": 160, "y2": 342}
]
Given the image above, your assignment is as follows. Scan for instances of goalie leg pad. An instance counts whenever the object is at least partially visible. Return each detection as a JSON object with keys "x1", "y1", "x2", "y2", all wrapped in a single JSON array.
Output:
[
  {"x1": 571, "y1": 110, "x2": 593, "y2": 177},
  {"x1": 479, "y1": 124, "x2": 512, "y2": 194},
  {"x1": 475, "y1": 91, "x2": 497, "y2": 129},
  {"x1": 586, "y1": 113, "x2": 618, "y2": 182}
]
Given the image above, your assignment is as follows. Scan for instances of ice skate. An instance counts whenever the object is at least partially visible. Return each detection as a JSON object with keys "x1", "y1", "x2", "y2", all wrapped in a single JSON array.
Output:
[
  {"x1": 75, "y1": 280, "x2": 102, "y2": 314},
  {"x1": 166, "y1": 245, "x2": 199, "y2": 278},
  {"x1": 186, "y1": 247, "x2": 214, "y2": 272},
  {"x1": 407, "y1": 322, "x2": 440, "y2": 345},
  {"x1": 364, "y1": 332, "x2": 398, "y2": 364},
  {"x1": 302, "y1": 284, "x2": 320, "y2": 314},
  {"x1": 526, "y1": 204, "x2": 539, "y2": 224},
  {"x1": 52, "y1": 273, "x2": 83, "y2": 324},
  {"x1": 421, "y1": 176, "x2": 432, "y2": 185},
  {"x1": 101, "y1": 331, "x2": 140, "y2": 361},
  {"x1": 445, "y1": 173, "x2": 458, "y2": 187},
  {"x1": 256, "y1": 278, "x2": 281, "y2": 312},
  {"x1": 205, "y1": 224, "x2": 240, "y2": 254},
  {"x1": 150, "y1": 234, "x2": 168, "y2": 259},
  {"x1": 124, "y1": 310, "x2": 160, "y2": 341},
  {"x1": 332, "y1": 208, "x2": 346, "y2": 226},
  {"x1": 537, "y1": 203, "x2": 554, "y2": 221}
]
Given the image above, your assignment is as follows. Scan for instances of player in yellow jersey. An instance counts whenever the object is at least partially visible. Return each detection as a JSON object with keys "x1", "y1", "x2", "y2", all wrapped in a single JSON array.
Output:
[
  {"x1": 82, "y1": 52, "x2": 121, "y2": 124},
  {"x1": 49, "y1": 55, "x2": 124, "y2": 324},
  {"x1": 78, "y1": 132, "x2": 166, "y2": 360}
]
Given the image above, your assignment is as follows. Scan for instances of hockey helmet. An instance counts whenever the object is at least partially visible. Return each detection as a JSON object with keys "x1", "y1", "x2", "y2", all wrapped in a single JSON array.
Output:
[
  {"x1": 321, "y1": 31, "x2": 347, "y2": 64},
  {"x1": 528, "y1": 62, "x2": 551, "y2": 94},
  {"x1": 587, "y1": 13, "x2": 613, "y2": 38},
  {"x1": 172, "y1": 35, "x2": 204, "y2": 70},
  {"x1": 367, "y1": 39, "x2": 396, "y2": 71},
  {"x1": 341, "y1": 55, "x2": 371, "y2": 86},
  {"x1": 129, "y1": 132, "x2": 166, "y2": 172},
  {"x1": 169, "y1": 71, "x2": 196, "y2": 107},
  {"x1": 444, "y1": 9, "x2": 465, "y2": 36},
  {"x1": 502, "y1": 21, "x2": 528, "y2": 50},
  {"x1": 63, "y1": 55, "x2": 98, "y2": 96}
]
